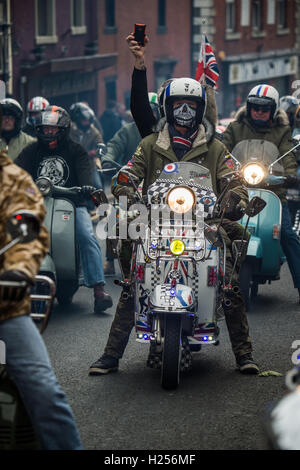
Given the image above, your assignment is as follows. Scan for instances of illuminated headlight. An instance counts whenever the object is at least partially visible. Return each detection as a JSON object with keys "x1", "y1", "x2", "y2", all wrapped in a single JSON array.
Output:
[
  {"x1": 167, "y1": 186, "x2": 195, "y2": 214},
  {"x1": 170, "y1": 239, "x2": 185, "y2": 256},
  {"x1": 36, "y1": 177, "x2": 52, "y2": 196},
  {"x1": 243, "y1": 163, "x2": 265, "y2": 185}
]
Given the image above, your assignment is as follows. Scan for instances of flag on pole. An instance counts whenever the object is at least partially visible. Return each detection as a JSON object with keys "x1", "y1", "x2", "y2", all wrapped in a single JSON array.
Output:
[{"x1": 195, "y1": 34, "x2": 219, "y2": 89}]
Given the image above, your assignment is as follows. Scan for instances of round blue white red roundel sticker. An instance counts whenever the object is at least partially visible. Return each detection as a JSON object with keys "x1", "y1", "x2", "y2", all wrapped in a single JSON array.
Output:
[{"x1": 163, "y1": 163, "x2": 178, "y2": 174}]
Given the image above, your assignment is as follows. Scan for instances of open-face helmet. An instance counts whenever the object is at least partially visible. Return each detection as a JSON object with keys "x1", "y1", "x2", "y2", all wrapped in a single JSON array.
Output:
[
  {"x1": 0, "y1": 98, "x2": 23, "y2": 136},
  {"x1": 163, "y1": 77, "x2": 206, "y2": 128},
  {"x1": 26, "y1": 96, "x2": 49, "y2": 126},
  {"x1": 246, "y1": 84, "x2": 279, "y2": 121}
]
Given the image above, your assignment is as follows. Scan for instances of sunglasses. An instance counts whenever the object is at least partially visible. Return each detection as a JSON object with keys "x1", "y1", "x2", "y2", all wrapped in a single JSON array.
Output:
[{"x1": 251, "y1": 104, "x2": 271, "y2": 113}]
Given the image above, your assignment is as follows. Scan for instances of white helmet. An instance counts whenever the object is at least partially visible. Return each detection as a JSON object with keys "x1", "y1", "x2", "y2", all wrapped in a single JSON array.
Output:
[
  {"x1": 163, "y1": 77, "x2": 207, "y2": 127},
  {"x1": 26, "y1": 96, "x2": 49, "y2": 125},
  {"x1": 247, "y1": 84, "x2": 279, "y2": 120}
]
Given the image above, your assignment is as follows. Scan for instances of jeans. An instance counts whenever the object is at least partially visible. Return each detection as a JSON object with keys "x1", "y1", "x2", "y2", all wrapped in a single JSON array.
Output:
[
  {"x1": 0, "y1": 315, "x2": 83, "y2": 450},
  {"x1": 281, "y1": 202, "x2": 300, "y2": 288},
  {"x1": 76, "y1": 206, "x2": 105, "y2": 287}
]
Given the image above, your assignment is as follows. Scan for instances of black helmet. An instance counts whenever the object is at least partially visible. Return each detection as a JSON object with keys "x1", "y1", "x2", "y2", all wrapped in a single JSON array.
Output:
[
  {"x1": 69, "y1": 102, "x2": 94, "y2": 130},
  {"x1": 0, "y1": 98, "x2": 23, "y2": 137},
  {"x1": 35, "y1": 105, "x2": 70, "y2": 149}
]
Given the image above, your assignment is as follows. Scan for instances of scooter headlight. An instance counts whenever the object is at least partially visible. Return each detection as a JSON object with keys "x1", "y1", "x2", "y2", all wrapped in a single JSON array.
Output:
[
  {"x1": 242, "y1": 163, "x2": 265, "y2": 186},
  {"x1": 36, "y1": 177, "x2": 52, "y2": 196},
  {"x1": 167, "y1": 186, "x2": 195, "y2": 214}
]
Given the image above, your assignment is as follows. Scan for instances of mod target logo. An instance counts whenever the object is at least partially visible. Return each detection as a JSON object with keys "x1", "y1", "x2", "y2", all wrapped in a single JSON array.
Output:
[{"x1": 163, "y1": 163, "x2": 179, "y2": 174}]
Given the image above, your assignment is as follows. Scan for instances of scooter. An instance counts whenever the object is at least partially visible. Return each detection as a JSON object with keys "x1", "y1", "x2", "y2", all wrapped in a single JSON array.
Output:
[
  {"x1": 110, "y1": 162, "x2": 265, "y2": 390},
  {"x1": 287, "y1": 133, "x2": 300, "y2": 231},
  {"x1": 35, "y1": 177, "x2": 106, "y2": 305},
  {"x1": 230, "y1": 138, "x2": 300, "y2": 310},
  {"x1": 0, "y1": 211, "x2": 55, "y2": 450}
]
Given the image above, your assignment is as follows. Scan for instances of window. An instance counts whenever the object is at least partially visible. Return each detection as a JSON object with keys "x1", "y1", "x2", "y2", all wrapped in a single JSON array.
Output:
[
  {"x1": 277, "y1": 0, "x2": 287, "y2": 29},
  {"x1": 158, "y1": 0, "x2": 166, "y2": 27},
  {"x1": 35, "y1": 0, "x2": 57, "y2": 44},
  {"x1": 71, "y1": 0, "x2": 86, "y2": 34},
  {"x1": 226, "y1": 0, "x2": 236, "y2": 32},
  {"x1": 157, "y1": 0, "x2": 167, "y2": 33},
  {"x1": 252, "y1": 0, "x2": 263, "y2": 31},
  {"x1": 105, "y1": 0, "x2": 115, "y2": 27}
]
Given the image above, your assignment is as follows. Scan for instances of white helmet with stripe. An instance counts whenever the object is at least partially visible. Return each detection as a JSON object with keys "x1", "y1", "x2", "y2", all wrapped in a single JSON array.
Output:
[
  {"x1": 163, "y1": 77, "x2": 207, "y2": 127},
  {"x1": 26, "y1": 96, "x2": 50, "y2": 125},
  {"x1": 247, "y1": 84, "x2": 279, "y2": 120}
]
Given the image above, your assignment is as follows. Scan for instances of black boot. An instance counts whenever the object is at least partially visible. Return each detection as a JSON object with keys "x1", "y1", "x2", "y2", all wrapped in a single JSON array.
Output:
[{"x1": 94, "y1": 283, "x2": 113, "y2": 313}]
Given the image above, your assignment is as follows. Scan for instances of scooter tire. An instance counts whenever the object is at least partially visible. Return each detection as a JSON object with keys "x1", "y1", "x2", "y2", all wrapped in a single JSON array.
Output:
[{"x1": 161, "y1": 315, "x2": 182, "y2": 390}]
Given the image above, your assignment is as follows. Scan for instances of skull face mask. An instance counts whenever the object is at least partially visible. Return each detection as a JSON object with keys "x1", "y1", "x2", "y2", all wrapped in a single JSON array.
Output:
[{"x1": 173, "y1": 102, "x2": 197, "y2": 128}]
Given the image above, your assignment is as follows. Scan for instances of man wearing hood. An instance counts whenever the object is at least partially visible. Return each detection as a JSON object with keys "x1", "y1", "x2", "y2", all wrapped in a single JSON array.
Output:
[
  {"x1": 89, "y1": 78, "x2": 259, "y2": 377},
  {"x1": 223, "y1": 84, "x2": 300, "y2": 303}
]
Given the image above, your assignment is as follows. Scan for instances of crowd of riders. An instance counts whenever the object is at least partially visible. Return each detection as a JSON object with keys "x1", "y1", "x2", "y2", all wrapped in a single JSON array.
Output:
[{"x1": 1, "y1": 29, "x2": 300, "y2": 449}]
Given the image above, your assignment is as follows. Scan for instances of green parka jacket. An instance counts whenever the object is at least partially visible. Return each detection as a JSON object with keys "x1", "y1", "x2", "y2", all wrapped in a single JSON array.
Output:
[
  {"x1": 112, "y1": 86, "x2": 248, "y2": 206},
  {"x1": 223, "y1": 106, "x2": 297, "y2": 202}
]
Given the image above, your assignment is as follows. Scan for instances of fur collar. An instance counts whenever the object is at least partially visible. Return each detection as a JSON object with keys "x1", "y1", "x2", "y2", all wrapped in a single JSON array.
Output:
[{"x1": 235, "y1": 105, "x2": 290, "y2": 127}]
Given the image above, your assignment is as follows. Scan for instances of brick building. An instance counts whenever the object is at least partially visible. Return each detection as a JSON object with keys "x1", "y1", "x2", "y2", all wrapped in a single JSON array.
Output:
[
  {"x1": 192, "y1": 0, "x2": 299, "y2": 118},
  {"x1": 96, "y1": 0, "x2": 192, "y2": 117},
  {"x1": 0, "y1": 0, "x2": 117, "y2": 112}
]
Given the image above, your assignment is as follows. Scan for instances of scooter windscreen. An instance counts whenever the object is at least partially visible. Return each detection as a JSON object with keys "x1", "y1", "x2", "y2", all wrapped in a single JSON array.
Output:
[{"x1": 231, "y1": 139, "x2": 283, "y2": 175}]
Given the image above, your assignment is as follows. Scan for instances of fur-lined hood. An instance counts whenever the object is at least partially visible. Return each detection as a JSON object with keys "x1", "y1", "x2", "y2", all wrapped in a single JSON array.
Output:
[
  {"x1": 152, "y1": 84, "x2": 218, "y2": 144},
  {"x1": 234, "y1": 105, "x2": 290, "y2": 127}
]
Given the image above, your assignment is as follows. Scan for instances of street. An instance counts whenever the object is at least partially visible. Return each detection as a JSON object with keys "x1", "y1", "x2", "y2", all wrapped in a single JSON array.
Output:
[{"x1": 43, "y1": 258, "x2": 299, "y2": 451}]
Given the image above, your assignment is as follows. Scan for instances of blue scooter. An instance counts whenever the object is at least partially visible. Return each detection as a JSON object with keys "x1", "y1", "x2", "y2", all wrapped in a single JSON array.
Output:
[{"x1": 229, "y1": 138, "x2": 300, "y2": 310}]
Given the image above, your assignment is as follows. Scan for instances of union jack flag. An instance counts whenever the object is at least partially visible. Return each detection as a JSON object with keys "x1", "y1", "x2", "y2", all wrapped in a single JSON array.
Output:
[{"x1": 195, "y1": 34, "x2": 219, "y2": 89}]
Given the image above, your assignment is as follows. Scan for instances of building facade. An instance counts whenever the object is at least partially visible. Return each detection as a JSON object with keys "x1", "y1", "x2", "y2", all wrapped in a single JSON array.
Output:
[
  {"x1": 96, "y1": 0, "x2": 192, "y2": 117},
  {"x1": 192, "y1": 0, "x2": 299, "y2": 118},
  {"x1": 0, "y1": 0, "x2": 117, "y2": 113}
]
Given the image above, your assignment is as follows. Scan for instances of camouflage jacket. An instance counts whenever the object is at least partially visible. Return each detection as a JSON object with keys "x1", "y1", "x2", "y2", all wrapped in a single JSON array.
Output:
[{"x1": 0, "y1": 150, "x2": 49, "y2": 322}]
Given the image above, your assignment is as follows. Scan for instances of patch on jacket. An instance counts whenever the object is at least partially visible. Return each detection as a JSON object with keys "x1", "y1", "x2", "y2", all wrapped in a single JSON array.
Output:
[{"x1": 224, "y1": 153, "x2": 235, "y2": 169}]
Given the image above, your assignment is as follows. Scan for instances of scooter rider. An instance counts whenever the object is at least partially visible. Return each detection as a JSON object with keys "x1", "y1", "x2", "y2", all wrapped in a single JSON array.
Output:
[
  {"x1": 23, "y1": 96, "x2": 50, "y2": 137},
  {"x1": 14, "y1": 105, "x2": 113, "y2": 313},
  {"x1": 0, "y1": 98, "x2": 36, "y2": 160},
  {"x1": 0, "y1": 105, "x2": 82, "y2": 449},
  {"x1": 223, "y1": 84, "x2": 300, "y2": 303},
  {"x1": 89, "y1": 77, "x2": 259, "y2": 376},
  {"x1": 279, "y1": 95, "x2": 299, "y2": 131},
  {"x1": 69, "y1": 102, "x2": 104, "y2": 190}
]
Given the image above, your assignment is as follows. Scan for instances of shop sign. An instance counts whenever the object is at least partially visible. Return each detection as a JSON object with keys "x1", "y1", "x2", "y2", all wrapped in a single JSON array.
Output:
[{"x1": 229, "y1": 55, "x2": 298, "y2": 84}]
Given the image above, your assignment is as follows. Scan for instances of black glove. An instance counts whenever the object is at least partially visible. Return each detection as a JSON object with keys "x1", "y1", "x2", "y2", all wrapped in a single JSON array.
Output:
[
  {"x1": 0, "y1": 270, "x2": 33, "y2": 302},
  {"x1": 222, "y1": 191, "x2": 246, "y2": 221},
  {"x1": 118, "y1": 187, "x2": 139, "y2": 208},
  {"x1": 80, "y1": 185, "x2": 97, "y2": 197},
  {"x1": 283, "y1": 175, "x2": 300, "y2": 188}
]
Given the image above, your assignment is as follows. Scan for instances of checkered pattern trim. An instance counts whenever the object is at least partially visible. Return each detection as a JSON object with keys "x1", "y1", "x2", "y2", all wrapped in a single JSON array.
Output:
[{"x1": 147, "y1": 180, "x2": 217, "y2": 219}]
